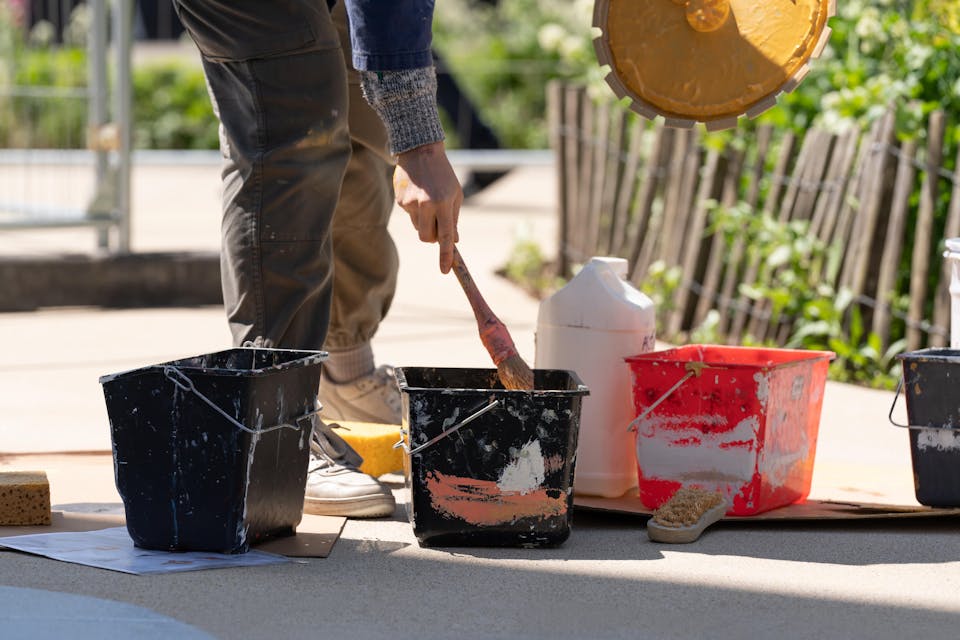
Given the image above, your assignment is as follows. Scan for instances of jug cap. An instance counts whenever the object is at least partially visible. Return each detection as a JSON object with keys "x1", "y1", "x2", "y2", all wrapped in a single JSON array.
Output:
[{"x1": 588, "y1": 256, "x2": 628, "y2": 279}]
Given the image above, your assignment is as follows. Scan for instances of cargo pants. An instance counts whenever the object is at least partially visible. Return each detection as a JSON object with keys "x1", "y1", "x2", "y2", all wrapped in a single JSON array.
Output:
[{"x1": 172, "y1": 0, "x2": 398, "y2": 352}]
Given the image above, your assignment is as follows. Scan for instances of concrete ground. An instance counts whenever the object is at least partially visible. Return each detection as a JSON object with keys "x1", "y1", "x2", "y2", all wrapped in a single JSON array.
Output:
[{"x1": 1, "y1": 161, "x2": 959, "y2": 639}]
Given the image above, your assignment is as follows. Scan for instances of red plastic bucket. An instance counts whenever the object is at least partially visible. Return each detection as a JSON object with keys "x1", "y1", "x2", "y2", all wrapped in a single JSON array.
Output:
[{"x1": 625, "y1": 345, "x2": 834, "y2": 516}]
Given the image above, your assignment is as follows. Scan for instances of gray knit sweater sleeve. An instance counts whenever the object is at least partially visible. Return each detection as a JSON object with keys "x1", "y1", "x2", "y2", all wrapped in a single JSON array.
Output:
[{"x1": 359, "y1": 67, "x2": 445, "y2": 156}]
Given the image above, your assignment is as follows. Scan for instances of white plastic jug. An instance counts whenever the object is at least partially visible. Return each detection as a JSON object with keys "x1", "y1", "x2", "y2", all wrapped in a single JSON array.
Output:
[{"x1": 535, "y1": 256, "x2": 656, "y2": 497}]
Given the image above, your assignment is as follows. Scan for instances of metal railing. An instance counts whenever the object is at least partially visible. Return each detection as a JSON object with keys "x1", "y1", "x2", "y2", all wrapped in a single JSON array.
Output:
[{"x1": 0, "y1": 0, "x2": 133, "y2": 252}]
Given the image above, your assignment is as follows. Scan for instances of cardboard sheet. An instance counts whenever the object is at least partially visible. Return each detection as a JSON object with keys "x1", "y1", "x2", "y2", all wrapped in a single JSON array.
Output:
[
  {"x1": 0, "y1": 511, "x2": 345, "y2": 558},
  {"x1": 574, "y1": 492, "x2": 960, "y2": 521},
  {"x1": 253, "y1": 514, "x2": 345, "y2": 558}
]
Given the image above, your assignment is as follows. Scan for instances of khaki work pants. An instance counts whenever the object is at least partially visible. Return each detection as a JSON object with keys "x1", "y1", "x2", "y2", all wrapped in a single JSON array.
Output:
[{"x1": 172, "y1": 0, "x2": 398, "y2": 351}]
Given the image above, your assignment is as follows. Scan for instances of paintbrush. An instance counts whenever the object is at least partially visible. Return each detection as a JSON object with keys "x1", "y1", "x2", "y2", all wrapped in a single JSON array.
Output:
[{"x1": 450, "y1": 247, "x2": 535, "y2": 390}]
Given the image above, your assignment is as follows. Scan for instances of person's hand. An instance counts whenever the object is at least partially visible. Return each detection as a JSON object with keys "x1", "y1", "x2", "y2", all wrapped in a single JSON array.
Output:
[{"x1": 393, "y1": 141, "x2": 463, "y2": 274}]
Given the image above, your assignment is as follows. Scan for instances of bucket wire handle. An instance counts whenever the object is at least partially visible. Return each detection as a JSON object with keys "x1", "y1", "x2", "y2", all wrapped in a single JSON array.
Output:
[
  {"x1": 887, "y1": 376, "x2": 910, "y2": 428},
  {"x1": 163, "y1": 366, "x2": 320, "y2": 435},
  {"x1": 627, "y1": 362, "x2": 707, "y2": 433},
  {"x1": 393, "y1": 398, "x2": 500, "y2": 455},
  {"x1": 887, "y1": 375, "x2": 960, "y2": 430}
]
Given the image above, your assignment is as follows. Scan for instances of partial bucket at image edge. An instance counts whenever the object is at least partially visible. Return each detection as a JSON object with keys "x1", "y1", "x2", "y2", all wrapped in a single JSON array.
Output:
[{"x1": 893, "y1": 348, "x2": 960, "y2": 507}]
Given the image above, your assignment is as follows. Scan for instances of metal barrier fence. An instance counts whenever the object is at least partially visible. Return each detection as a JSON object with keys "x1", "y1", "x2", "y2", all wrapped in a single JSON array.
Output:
[{"x1": 0, "y1": 0, "x2": 132, "y2": 251}]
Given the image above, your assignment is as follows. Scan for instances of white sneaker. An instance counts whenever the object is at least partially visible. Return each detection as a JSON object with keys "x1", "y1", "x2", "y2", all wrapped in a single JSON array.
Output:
[
  {"x1": 303, "y1": 423, "x2": 395, "y2": 519},
  {"x1": 319, "y1": 364, "x2": 402, "y2": 425}
]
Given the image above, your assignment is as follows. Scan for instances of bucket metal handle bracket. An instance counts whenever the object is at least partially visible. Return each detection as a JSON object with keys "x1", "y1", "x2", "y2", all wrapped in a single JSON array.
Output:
[
  {"x1": 627, "y1": 362, "x2": 707, "y2": 433},
  {"x1": 163, "y1": 366, "x2": 321, "y2": 435},
  {"x1": 393, "y1": 398, "x2": 501, "y2": 456}
]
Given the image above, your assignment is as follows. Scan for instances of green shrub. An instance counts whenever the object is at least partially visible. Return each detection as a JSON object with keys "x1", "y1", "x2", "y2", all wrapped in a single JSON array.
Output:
[
  {"x1": 132, "y1": 62, "x2": 217, "y2": 150},
  {"x1": 0, "y1": 46, "x2": 87, "y2": 148}
]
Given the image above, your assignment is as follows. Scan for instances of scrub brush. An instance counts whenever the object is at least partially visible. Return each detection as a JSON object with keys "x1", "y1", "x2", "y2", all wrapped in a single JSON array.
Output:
[{"x1": 646, "y1": 487, "x2": 727, "y2": 544}]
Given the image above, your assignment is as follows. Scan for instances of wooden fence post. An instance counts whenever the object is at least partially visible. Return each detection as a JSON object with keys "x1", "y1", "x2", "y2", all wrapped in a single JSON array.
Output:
[
  {"x1": 668, "y1": 148, "x2": 721, "y2": 337},
  {"x1": 932, "y1": 144, "x2": 960, "y2": 347},
  {"x1": 907, "y1": 110, "x2": 946, "y2": 351},
  {"x1": 562, "y1": 85, "x2": 585, "y2": 273},
  {"x1": 610, "y1": 115, "x2": 644, "y2": 258},
  {"x1": 629, "y1": 124, "x2": 674, "y2": 281},
  {"x1": 598, "y1": 106, "x2": 628, "y2": 255},
  {"x1": 742, "y1": 132, "x2": 797, "y2": 341},
  {"x1": 872, "y1": 139, "x2": 917, "y2": 349},
  {"x1": 840, "y1": 109, "x2": 895, "y2": 300},
  {"x1": 694, "y1": 148, "x2": 744, "y2": 335},
  {"x1": 547, "y1": 80, "x2": 569, "y2": 279}
]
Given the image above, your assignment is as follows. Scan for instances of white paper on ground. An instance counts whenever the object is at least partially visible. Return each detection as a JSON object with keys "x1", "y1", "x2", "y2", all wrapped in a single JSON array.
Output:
[{"x1": 0, "y1": 527, "x2": 290, "y2": 575}]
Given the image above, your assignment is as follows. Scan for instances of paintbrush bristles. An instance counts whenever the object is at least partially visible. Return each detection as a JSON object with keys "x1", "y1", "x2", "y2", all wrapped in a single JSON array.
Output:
[{"x1": 497, "y1": 353, "x2": 535, "y2": 391}]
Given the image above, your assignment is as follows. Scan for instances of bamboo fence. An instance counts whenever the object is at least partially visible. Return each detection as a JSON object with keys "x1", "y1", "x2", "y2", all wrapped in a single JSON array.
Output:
[{"x1": 548, "y1": 81, "x2": 960, "y2": 351}]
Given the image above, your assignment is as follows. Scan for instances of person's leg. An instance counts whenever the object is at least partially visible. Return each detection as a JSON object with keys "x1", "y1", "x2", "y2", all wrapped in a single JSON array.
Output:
[
  {"x1": 319, "y1": 0, "x2": 402, "y2": 424},
  {"x1": 172, "y1": 0, "x2": 394, "y2": 517},
  {"x1": 173, "y1": 0, "x2": 346, "y2": 350}
]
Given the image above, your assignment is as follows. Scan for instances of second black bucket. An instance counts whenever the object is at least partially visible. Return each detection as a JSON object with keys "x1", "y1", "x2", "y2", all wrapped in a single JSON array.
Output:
[
  {"x1": 396, "y1": 367, "x2": 588, "y2": 548},
  {"x1": 894, "y1": 348, "x2": 960, "y2": 507},
  {"x1": 100, "y1": 348, "x2": 326, "y2": 553}
]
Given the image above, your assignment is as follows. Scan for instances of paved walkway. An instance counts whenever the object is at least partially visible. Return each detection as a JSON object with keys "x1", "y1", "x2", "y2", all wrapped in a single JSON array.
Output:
[{"x1": 1, "y1": 162, "x2": 958, "y2": 639}]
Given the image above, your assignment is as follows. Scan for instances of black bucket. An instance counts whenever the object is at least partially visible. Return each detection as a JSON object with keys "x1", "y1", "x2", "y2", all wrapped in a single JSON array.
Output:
[
  {"x1": 99, "y1": 348, "x2": 326, "y2": 553},
  {"x1": 396, "y1": 367, "x2": 588, "y2": 548},
  {"x1": 892, "y1": 348, "x2": 960, "y2": 507}
]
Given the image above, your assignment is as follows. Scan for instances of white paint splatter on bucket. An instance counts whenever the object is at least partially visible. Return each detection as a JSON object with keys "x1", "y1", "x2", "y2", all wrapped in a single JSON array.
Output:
[
  {"x1": 916, "y1": 427, "x2": 960, "y2": 452},
  {"x1": 497, "y1": 439, "x2": 546, "y2": 494}
]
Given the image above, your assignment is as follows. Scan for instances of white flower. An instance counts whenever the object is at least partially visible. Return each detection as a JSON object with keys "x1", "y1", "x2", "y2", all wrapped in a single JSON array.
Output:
[
  {"x1": 538, "y1": 23, "x2": 567, "y2": 52},
  {"x1": 855, "y1": 9, "x2": 882, "y2": 40},
  {"x1": 559, "y1": 34, "x2": 586, "y2": 59},
  {"x1": 889, "y1": 17, "x2": 909, "y2": 39},
  {"x1": 840, "y1": 0, "x2": 866, "y2": 21},
  {"x1": 573, "y1": 0, "x2": 594, "y2": 24},
  {"x1": 904, "y1": 43, "x2": 933, "y2": 69}
]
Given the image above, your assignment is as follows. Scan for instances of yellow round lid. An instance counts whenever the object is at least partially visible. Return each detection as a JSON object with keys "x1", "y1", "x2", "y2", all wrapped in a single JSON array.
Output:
[{"x1": 593, "y1": 0, "x2": 834, "y2": 129}]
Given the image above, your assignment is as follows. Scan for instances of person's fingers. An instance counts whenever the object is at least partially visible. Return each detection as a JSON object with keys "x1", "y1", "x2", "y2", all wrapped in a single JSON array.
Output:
[
  {"x1": 392, "y1": 147, "x2": 464, "y2": 273},
  {"x1": 436, "y1": 203, "x2": 457, "y2": 274},
  {"x1": 453, "y1": 192, "x2": 462, "y2": 244},
  {"x1": 416, "y1": 206, "x2": 438, "y2": 243}
]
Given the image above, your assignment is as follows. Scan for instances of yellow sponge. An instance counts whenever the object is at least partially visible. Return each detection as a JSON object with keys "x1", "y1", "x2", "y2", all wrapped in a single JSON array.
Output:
[
  {"x1": 0, "y1": 470, "x2": 52, "y2": 526},
  {"x1": 333, "y1": 421, "x2": 403, "y2": 478}
]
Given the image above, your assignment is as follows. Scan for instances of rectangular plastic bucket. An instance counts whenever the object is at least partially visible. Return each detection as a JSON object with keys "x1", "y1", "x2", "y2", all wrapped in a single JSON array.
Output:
[
  {"x1": 893, "y1": 348, "x2": 960, "y2": 507},
  {"x1": 396, "y1": 367, "x2": 588, "y2": 547},
  {"x1": 99, "y1": 348, "x2": 326, "y2": 553},
  {"x1": 625, "y1": 345, "x2": 833, "y2": 516}
]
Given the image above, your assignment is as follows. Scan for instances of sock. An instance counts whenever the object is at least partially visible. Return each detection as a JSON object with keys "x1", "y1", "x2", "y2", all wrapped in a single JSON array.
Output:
[{"x1": 323, "y1": 342, "x2": 375, "y2": 384}]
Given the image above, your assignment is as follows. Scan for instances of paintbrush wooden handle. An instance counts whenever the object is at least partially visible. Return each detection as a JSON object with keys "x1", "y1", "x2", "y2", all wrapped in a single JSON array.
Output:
[
  {"x1": 451, "y1": 248, "x2": 496, "y2": 322},
  {"x1": 451, "y1": 247, "x2": 519, "y2": 365}
]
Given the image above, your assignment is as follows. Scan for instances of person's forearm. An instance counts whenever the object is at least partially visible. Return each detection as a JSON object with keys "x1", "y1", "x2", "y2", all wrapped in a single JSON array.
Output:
[{"x1": 342, "y1": 0, "x2": 443, "y2": 154}]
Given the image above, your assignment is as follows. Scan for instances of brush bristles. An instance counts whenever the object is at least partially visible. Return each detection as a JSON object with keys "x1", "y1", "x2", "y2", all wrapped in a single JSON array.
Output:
[
  {"x1": 652, "y1": 487, "x2": 724, "y2": 527},
  {"x1": 497, "y1": 353, "x2": 535, "y2": 390}
]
